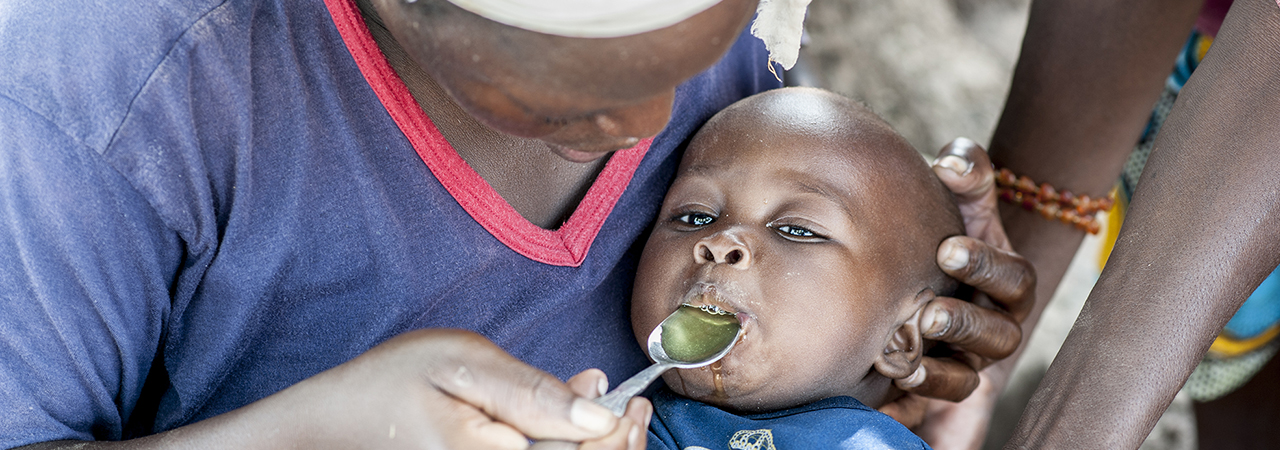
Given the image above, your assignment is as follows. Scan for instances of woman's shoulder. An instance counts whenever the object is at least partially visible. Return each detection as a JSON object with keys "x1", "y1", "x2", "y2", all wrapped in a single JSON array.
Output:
[
  {"x1": 1, "y1": 0, "x2": 235, "y2": 148},
  {"x1": 0, "y1": 0, "x2": 340, "y2": 153}
]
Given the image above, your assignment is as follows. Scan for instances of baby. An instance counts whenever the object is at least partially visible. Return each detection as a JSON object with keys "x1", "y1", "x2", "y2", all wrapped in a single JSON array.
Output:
[{"x1": 631, "y1": 87, "x2": 962, "y2": 449}]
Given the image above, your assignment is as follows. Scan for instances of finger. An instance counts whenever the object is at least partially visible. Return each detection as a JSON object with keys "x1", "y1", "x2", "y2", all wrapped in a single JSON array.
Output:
[
  {"x1": 529, "y1": 441, "x2": 579, "y2": 450},
  {"x1": 567, "y1": 369, "x2": 610, "y2": 400},
  {"x1": 895, "y1": 357, "x2": 980, "y2": 402},
  {"x1": 932, "y1": 138, "x2": 994, "y2": 204},
  {"x1": 621, "y1": 397, "x2": 653, "y2": 449},
  {"x1": 422, "y1": 331, "x2": 618, "y2": 441},
  {"x1": 538, "y1": 397, "x2": 651, "y2": 450},
  {"x1": 591, "y1": 397, "x2": 651, "y2": 450},
  {"x1": 933, "y1": 139, "x2": 1010, "y2": 250},
  {"x1": 914, "y1": 370, "x2": 1000, "y2": 449},
  {"x1": 437, "y1": 394, "x2": 532, "y2": 450},
  {"x1": 579, "y1": 416, "x2": 643, "y2": 450},
  {"x1": 937, "y1": 236, "x2": 1035, "y2": 320},
  {"x1": 877, "y1": 393, "x2": 930, "y2": 429},
  {"x1": 920, "y1": 297, "x2": 1022, "y2": 361}
]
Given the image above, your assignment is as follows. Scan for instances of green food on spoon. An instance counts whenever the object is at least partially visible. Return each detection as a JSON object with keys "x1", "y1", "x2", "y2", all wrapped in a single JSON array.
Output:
[{"x1": 660, "y1": 304, "x2": 741, "y2": 363}]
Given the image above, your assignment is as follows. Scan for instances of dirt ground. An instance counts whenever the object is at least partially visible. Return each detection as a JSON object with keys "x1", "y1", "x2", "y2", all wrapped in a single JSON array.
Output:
[
  {"x1": 799, "y1": 0, "x2": 1028, "y2": 158},
  {"x1": 792, "y1": 1, "x2": 1196, "y2": 448}
]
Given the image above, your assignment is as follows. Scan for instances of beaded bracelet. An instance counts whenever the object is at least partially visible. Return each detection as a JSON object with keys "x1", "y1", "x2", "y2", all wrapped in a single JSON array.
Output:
[{"x1": 994, "y1": 167, "x2": 1115, "y2": 235}]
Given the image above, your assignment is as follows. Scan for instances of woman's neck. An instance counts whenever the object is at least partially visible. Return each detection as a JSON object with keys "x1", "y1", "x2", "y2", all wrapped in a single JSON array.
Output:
[{"x1": 354, "y1": 0, "x2": 609, "y2": 229}]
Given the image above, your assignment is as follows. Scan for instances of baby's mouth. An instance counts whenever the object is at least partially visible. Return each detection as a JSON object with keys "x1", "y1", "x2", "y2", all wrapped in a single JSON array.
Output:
[
  {"x1": 685, "y1": 303, "x2": 735, "y2": 316},
  {"x1": 681, "y1": 283, "x2": 753, "y2": 329},
  {"x1": 669, "y1": 284, "x2": 752, "y2": 403}
]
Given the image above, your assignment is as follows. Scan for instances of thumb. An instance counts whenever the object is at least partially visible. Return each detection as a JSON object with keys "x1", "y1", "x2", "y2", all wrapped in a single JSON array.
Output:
[
  {"x1": 425, "y1": 333, "x2": 619, "y2": 441},
  {"x1": 567, "y1": 369, "x2": 610, "y2": 400},
  {"x1": 878, "y1": 393, "x2": 929, "y2": 429}
]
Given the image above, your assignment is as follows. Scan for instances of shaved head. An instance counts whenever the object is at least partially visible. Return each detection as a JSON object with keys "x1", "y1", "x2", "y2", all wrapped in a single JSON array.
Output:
[{"x1": 690, "y1": 87, "x2": 964, "y2": 298}]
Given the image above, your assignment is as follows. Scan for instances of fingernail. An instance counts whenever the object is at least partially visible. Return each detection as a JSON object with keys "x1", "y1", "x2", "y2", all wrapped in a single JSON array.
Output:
[
  {"x1": 923, "y1": 306, "x2": 950, "y2": 338},
  {"x1": 897, "y1": 365, "x2": 927, "y2": 389},
  {"x1": 939, "y1": 241, "x2": 968, "y2": 271},
  {"x1": 937, "y1": 155, "x2": 973, "y2": 176},
  {"x1": 570, "y1": 398, "x2": 615, "y2": 434},
  {"x1": 597, "y1": 378, "x2": 609, "y2": 398}
]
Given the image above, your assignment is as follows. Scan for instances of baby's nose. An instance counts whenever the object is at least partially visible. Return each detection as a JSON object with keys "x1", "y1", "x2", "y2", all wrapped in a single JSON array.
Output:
[{"x1": 693, "y1": 232, "x2": 752, "y2": 269}]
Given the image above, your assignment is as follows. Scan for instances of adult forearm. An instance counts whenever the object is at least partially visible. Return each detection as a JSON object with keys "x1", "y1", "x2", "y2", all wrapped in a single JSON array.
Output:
[
  {"x1": 14, "y1": 329, "x2": 629, "y2": 449},
  {"x1": 15, "y1": 399, "x2": 301, "y2": 450},
  {"x1": 990, "y1": 0, "x2": 1203, "y2": 358},
  {"x1": 1009, "y1": 0, "x2": 1280, "y2": 446}
]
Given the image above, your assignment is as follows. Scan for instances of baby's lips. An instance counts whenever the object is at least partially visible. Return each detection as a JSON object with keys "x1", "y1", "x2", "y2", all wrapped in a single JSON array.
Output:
[
  {"x1": 733, "y1": 312, "x2": 755, "y2": 343},
  {"x1": 685, "y1": 283, "x2": 738, "y2": 309},
  {"x1": 680, "y1": 282, "x2": 758, "y2": 339}
]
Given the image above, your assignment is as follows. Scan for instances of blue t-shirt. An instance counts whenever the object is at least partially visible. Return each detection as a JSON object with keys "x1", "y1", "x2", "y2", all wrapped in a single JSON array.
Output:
[
  {"x1": 648, "y1": 389, "x2": 931, "y2": 450},
  {"x1": 0, "y1": 0, "x2": 779, "y2": 446}
]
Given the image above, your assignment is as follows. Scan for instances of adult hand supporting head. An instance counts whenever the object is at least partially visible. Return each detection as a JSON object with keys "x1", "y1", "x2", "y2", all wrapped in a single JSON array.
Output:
[{"x1": 878, "y1": 139, "x2": 1035, "y2": 444}]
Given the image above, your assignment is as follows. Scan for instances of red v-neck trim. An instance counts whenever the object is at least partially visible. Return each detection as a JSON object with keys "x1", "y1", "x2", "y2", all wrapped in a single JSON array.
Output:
[{"x1": 324, "y1": 0, "x2": 652, "y2": 267}]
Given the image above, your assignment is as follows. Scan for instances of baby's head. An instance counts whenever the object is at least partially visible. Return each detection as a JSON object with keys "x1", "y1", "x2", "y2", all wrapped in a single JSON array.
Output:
[{"x1": 632, "y1": 87, "x2": 964, "y2": 412}]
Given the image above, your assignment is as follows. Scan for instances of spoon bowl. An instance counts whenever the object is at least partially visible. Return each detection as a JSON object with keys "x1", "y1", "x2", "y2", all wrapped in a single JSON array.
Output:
[{"x1": 593, "y1": 304, "x2": 742, "y2": 416}]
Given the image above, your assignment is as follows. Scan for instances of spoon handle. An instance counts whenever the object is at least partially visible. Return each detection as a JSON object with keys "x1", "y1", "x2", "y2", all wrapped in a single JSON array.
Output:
[
  {"x1": 529, "y1": 363, "x2": 672, "y2": 449},
  {"x1": 595, "y1": 361, "x2": 671, "y2": 416}
]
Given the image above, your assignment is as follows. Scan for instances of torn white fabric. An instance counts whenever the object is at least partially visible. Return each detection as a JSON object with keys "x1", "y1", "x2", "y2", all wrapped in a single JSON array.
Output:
[
  {"x1": 750, "y1": 0, "x2": 811, "y2": 70},
  {"x1": 444, "y1": 0, "x2": 724, "y2": 38}
]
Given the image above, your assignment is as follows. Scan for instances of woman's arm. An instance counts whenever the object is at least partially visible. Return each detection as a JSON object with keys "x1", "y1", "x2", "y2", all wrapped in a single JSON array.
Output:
[
  {"x1": 1009, "y1": 0, "x2": 1280, "y2": 446},
  {"x1": 17, "y1": 330, "x2": 642, "y2": 450},
  {"x1": 991, "y1": 0, "x2": 1204, "y2": 362},
  {"x1": 910, "y1": 0, "x2": 1203, "y2": 447}
]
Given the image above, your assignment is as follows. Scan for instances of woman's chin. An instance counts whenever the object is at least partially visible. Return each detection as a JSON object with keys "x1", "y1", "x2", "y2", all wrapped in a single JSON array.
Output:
[
  {"x1": 540, "y1": 130, "x2": 643, "y2": 162},
  {"x1": 545, "y1": 143, "x2": 616, "y2": 163}
]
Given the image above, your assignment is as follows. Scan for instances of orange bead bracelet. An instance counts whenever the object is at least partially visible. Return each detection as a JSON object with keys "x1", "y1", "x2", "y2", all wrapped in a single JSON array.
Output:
[{"x1": 994, "y1": 167, "x2": 1115, "y2": 235}]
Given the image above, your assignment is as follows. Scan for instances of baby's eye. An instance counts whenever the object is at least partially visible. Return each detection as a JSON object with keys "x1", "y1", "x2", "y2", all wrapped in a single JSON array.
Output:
[
  {"x1": 776, "y1": 225, "x2": 815, "y2": 237},
  {"x1": 675, "y1": 212, "x2": 716, "y2": 227},
  {"x1": 772, "y1": 223, "x2": 828, "y2": 242}
]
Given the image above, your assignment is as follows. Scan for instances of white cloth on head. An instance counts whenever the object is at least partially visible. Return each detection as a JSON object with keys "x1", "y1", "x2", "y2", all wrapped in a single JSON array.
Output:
[
  {"x1": 444, "y1": 0, "x2": 723, "y2": 38},
  {"x1": 750, "y1": 0, "x2": 810, "y2": 70},
  {"x1": 444, "y1": 0, "x2": 810, "y2": 71}
]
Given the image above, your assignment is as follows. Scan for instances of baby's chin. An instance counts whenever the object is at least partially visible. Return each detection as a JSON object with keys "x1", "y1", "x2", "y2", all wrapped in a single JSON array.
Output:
[{"x1": 660, "y1": 366, "x2": 821, "y2": 413}]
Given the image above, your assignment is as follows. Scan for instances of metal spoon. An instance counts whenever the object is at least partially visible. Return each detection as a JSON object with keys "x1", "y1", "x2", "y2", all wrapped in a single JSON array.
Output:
[
  {"x1": 594, "y1": 304, "x2": 743, "y2": 416},
  {"x1": 531, "y1": 305, "x2": 742, "y2": 449}
]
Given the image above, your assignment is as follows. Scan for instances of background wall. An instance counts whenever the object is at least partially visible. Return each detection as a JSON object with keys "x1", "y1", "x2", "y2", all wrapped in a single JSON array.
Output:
[{"x1": 800, "y1": 0, "x2": 1027, "y2": 157}]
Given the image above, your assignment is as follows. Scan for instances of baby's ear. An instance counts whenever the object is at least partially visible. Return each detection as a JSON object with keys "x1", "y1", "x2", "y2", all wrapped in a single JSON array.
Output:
[{"x1": 872, "y1": 290, "x2": 932, "y2": 380}]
